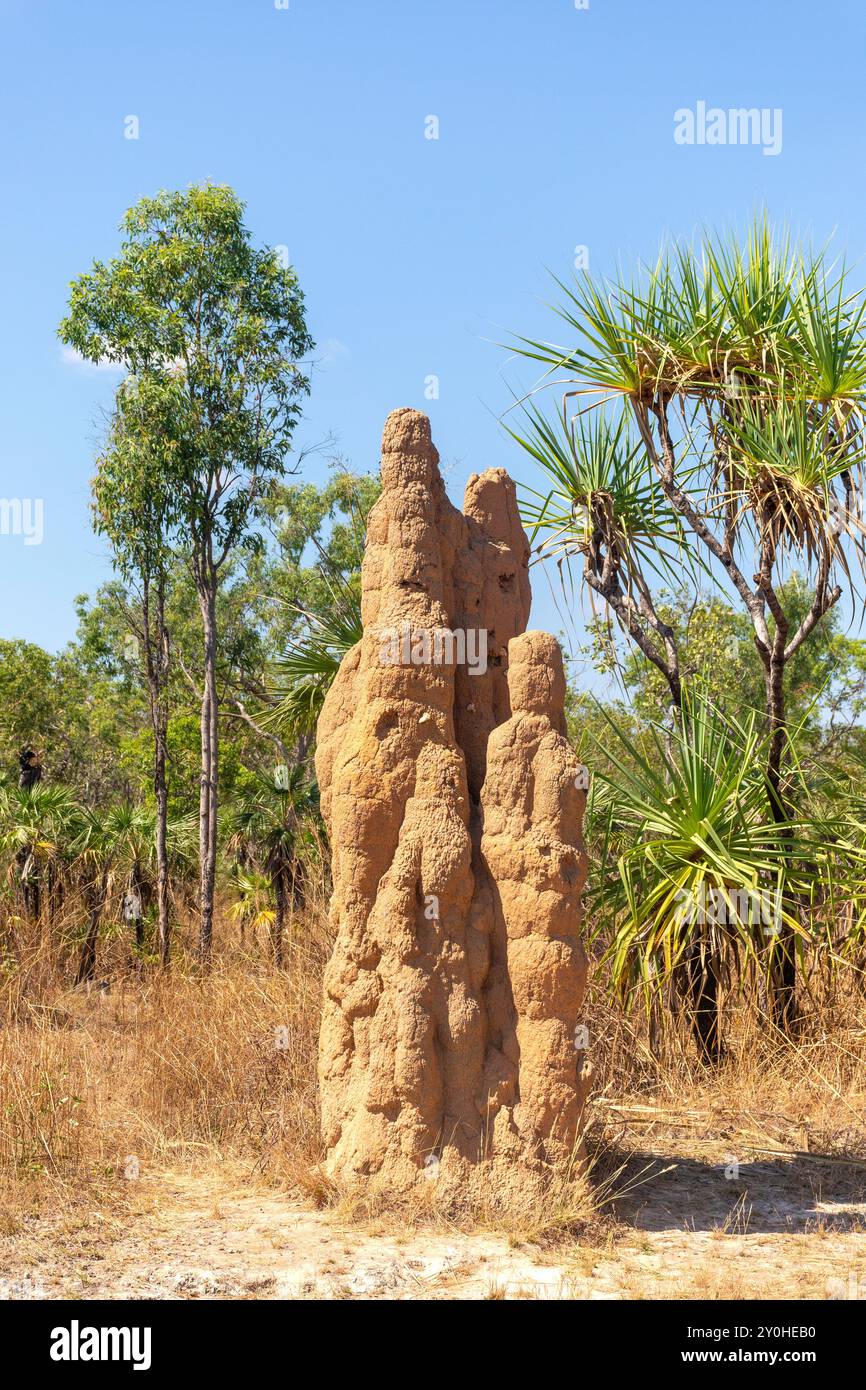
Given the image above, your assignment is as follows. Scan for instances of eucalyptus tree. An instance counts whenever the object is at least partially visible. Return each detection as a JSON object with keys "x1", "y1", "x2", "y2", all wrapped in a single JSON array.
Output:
[
  {"x1": 510, "y1": 217, "x2": 866, "y2": 1031},
  {"x1": 60, "y1": 184, "x2": 314, "y2": 964},
  {"x1": 91, "y1": 384, "x2": 175, "y2": 964}
]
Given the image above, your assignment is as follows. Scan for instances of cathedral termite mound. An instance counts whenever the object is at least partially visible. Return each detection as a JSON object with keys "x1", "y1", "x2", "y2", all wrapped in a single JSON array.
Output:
[{"x1": 315, "y1": 408, "x2": 589, "y2": 1198}]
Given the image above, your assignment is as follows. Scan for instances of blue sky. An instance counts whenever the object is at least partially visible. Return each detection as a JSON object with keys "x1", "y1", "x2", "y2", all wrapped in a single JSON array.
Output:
[{"x1": 1, "y1": 0, "x2": 864, "y2": 685}]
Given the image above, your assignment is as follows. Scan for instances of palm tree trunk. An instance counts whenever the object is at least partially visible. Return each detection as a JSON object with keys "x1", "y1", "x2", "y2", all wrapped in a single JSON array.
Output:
[
  {"x1": 77, "y1": 878, "x2": 107, "y2": 985},
  {"x1": 679, "y1": 939, "x2": 725, "y2": 1065},
  {"x1": 764, "y1": 645, "x2": 798, "y2": 1033},
  {"x1": 272, "y1": 871, "x2": 286, "y2": 970}
]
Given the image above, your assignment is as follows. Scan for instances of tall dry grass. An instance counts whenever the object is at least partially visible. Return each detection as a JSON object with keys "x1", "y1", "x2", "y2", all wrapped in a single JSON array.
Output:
[
  {"x1": 1, "y1": 881, "x2": 865, "y2": 1238},
  {"x1": 582, "y1": 960, "x2": 866, "y2": 1172},
  {"x1": 0, "y1": 898, "x2": 331, "y2": 1207}
]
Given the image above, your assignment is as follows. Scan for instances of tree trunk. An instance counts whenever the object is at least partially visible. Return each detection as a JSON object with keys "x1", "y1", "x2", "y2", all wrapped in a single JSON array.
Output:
[
  {"x1": 155, "y1": 739, "x2": 170, "y2": 964},
  {"x1": 678, "y1": 938, "x2": 725, "y2": 1065},
  {"x1": 17, "y1": 849, "x2": 39, "y2": 923},
  {"x1": 764, "y1": 648, "x2": 798, "y2": 1033},
  {"x1": 142, "y1": 572, "x2": 173, "y2": 967},
  {"x1": 769, "y1": 919, "x2": 798, "y2": 1031},
  {"x1": 77, "y1": 879, "x2": 107, "y2": 985},
  {"x1": 197, "y1": 572, "x2": 219, "y2": 966},
  {"x1": 272, "y1": 870, "x2": 286, "y2": 969},
  {"x1": 154, "y1": 583, "x2": 172, "y2": 966},
  {"x1": 129, "y1": 860, "x2": 146, "y2": 952}
]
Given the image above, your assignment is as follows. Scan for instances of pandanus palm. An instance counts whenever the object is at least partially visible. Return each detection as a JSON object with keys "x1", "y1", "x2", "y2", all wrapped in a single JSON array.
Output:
[
  {"x1": 589, "y1": 690, "x2": 831, "y2": 1060},
  {"x1": 507, "y1": 402, "x2": 700, "y2": 712},
  {"x1": 508, "y1": 215, "x2": 866, "y2": 1031}
]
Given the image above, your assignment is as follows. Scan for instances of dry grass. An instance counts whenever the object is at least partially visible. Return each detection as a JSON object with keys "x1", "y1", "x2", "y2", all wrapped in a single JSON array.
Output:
[
  {"x1": 1, "y1": 892, "x2": 865, "y2": 1265},
  {"x1": 0, "y1": 901, "x2": 330, "y2": 1220},
  {"x1": 582, "y1": 968, "x2": 866, "y2": 1171},
  {"x1": 321, "y1": 1149, "x2": 612, "y2": 1247}
]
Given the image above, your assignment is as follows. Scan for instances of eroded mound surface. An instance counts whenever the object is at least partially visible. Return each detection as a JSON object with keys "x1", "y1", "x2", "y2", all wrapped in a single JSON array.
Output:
[{"x1": 316, "y1": 408, "x2": 589, "y2": 1194}]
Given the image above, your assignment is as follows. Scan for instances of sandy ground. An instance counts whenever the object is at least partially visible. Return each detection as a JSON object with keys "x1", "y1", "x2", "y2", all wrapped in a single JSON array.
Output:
[{"x1": 3, "y1": 1138, "x2": 865, "y2": 1300}]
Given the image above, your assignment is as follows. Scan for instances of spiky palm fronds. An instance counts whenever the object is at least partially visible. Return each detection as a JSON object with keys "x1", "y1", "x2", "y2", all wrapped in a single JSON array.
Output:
[
  {"x1": 788, "y1": 268, "x2": 866, "y2": 407},
  {"x1": 589, "y1": 690, "x2": 829, "y2": 1011},
  {"x1": 511, "y1": 215, "x2": 866, "y2": 412},
  {"x1": 715, "y1": 391, "x2": 866, "y2": 571},
  {"x1": 507, "y1": 399, "x2": 700, "y2": 596}
]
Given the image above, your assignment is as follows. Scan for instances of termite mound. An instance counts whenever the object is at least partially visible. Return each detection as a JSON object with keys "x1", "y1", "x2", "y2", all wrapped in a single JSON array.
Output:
[{"x1": 316, "y1": 408, "x2": 589, "y2": 1199}]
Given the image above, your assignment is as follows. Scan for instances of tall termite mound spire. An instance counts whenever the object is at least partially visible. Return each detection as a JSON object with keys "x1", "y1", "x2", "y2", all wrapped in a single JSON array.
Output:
[{"x1": 315, "y1": 408, "x2": 589, "y2": 1195}]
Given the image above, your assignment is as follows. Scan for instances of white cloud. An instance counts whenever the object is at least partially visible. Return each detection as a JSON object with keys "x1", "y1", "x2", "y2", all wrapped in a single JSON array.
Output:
[
  {"x1": 60, "y1": 345, "x2": 125, "y2": 374},
  {"x1": 319, "y1": 337, "x2": 350, "y2": 367}
]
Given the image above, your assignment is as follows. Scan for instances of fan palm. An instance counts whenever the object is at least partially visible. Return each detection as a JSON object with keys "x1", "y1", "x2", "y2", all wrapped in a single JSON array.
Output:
[
  {"x1": 73, "y1": 802, "x2": 154, "y2": 982},
  {"x1": 225, "y1": 766, "x2": 320, "y2": 967},
  {"x1": 267, "y1": 573, "x2": 362, "y2": 740},
  {"x1": 72, "y1": 802, "x2": 195, "y2": 982},
  {"x1": 226, "y1": 867, "x2": 276, "y2": 942},
  {"x1": 0, "y1": 783, "x2": 82, "y2": 924}
]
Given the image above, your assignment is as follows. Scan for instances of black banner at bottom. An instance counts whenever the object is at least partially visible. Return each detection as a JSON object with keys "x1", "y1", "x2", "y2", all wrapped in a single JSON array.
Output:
[{"x1": 0, "y1": 1297, "x2": 856, "y2": 1375}]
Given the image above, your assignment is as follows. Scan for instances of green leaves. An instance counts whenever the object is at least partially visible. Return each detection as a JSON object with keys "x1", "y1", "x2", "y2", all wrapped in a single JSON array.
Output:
[
  {"x1": 589, "y1": 688, "x2": 866, "y2": 1010},
  {"x1": 507, "y1": 398, "x2": 698, "y2": 593},
  {"x1": 91, "y1": 373, "x2": 183, "y2": 581},
  {"x1": 262, "y1": 474, "x2": 373, "y2": 740},
  {"x1": 511, "y1": 215, "x2": 866, "y2": 411},
  {"x1": 592, "y1": 695, "x2": 800, "y2": 1011},
  {"x1": 60, "y1": 182, "x2": 315, "y2": 564},
  {"x1": 0, "y1": 784, "x2": 81, "y2": 867},
  {"x1": 267, "y1": 575, "x2": 363, "y2": 738},
  {"x1": 225, "y1": 764, "x2": 320, "y2": 875},
  {"x1": 788, "y1": 266, "x2": 866, "y2": 405}
]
